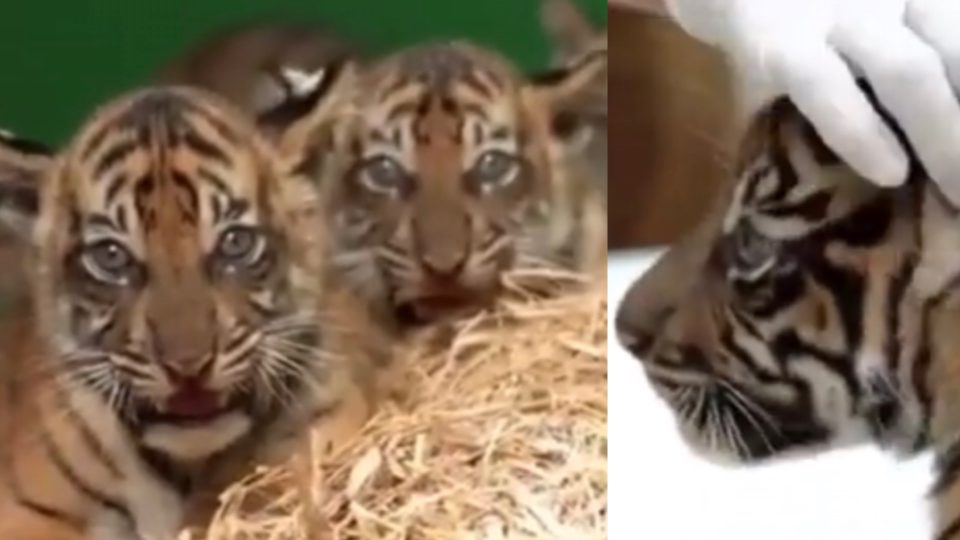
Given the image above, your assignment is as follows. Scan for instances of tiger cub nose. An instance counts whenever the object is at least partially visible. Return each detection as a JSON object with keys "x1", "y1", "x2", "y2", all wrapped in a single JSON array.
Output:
[
  {"x1": 420, "y1": 251, "x2": 467, "y2": 278},
  {"x1": 160, "y1": 354, "x2": 214, "y2": 381}
]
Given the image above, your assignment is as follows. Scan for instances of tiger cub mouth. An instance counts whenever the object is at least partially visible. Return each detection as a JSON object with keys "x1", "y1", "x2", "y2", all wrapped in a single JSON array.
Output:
[
  {"x1": 139, "y1": 384, "x2": 248, "y2": 426},
  {"x1": 396, "y1": 293, "x2": 492, "y2": 326}
]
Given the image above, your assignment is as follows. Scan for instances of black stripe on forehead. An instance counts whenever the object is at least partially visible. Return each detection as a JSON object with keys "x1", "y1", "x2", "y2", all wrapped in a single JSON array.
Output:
[
  {"x1": 385, "y1": 100, "x2": 420, "y2": 124},
  {"x1": 80, "y1": 89, "x2": 241, "y2": 167},
  {"x1": 104, "y1": 171, "x2": 128, "y2": 206},
  {"x1": 225, "y1": 198, "x2": 250, "y2": 221},
  {"x1": 93, "y1": 140, "x2": 138, "y2": 182},
  {"x1": 180, "y1": 127, "x2": 232, "y2": 166},
  {"x1": 197, "y1": 166, "x2": 253, "y2": 223},
  {"x1": 461, "y1": 69, "x2": 495, "y2": 99},
  {"x1": 378, "y1": 75, "x2": 413, "y2": 103},
  {"x1": 460, "y1": 103, "x2": 490, "y2": 122},
  {"x1": 178, "y1": 97, "x2": 242, "y2": 145},
  {"x1": 489, "y1": 126, "x2": 512, "y2": 140},
  {"x1": 84, "y1": 212, "x2": 121, "y2": 232},
  {"x1": 197, "y1": 166, "x2": 231, "y2": 195},
  {"x1": 80, "y1": 91, "x2": 189, "y2": 161}
]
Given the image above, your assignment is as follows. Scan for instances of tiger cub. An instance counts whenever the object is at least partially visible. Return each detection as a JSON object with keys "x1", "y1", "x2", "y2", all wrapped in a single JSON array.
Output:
[
  {"x1": 540, "y1": 0, "x2": 608, "y2": 196},
  {"x1": 0, "y1": 74, "x2": 390, "y2": 539},
  {"x1": 155, "y1": 21, "x2": 362, "y2": 115},
  {"x1": 616, "y1": 84, "x2": 960, "y2": 539},
  {"x1": 267, "y1": 41, "x2": 607, "y2": 328}
]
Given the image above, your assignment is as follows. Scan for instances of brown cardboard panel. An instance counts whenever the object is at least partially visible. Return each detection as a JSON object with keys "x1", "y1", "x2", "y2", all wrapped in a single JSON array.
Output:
[{"x1": 608, "y1": 7, "x2": 736, "y2": 249}]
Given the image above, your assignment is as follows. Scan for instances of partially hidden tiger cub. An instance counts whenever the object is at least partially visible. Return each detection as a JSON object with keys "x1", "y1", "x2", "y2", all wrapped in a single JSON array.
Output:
[
  {"x1": 0, "y1": 72, "x2": 390, "y2": 540},
  {"x1": 155, "y1": 21, "x2": 362, "y2": 116},
  {"x1": 269, "y1": 41, "x2": 607, "y2": 328},
  {"x1": 540, "y1": 0, "x2": 608, "y2": 196},
  {"x1": 616, "y1": 85, "x2": 960, "y2": 539}
]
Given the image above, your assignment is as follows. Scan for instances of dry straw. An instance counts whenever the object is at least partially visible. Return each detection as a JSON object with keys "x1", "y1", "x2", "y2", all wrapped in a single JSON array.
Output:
[{"x1": 190, "y1": 270, "x2": 607, "y2": 540}]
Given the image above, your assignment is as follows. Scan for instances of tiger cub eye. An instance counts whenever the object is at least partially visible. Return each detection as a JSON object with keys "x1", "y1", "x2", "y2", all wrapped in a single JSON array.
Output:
[
  {"x1": 218, "y1": 227, "x2": 259, "y2": 260},
  {"x1": 729, "y1": 222, "x2": 779, "y2": 272},
  {"x1": 81, "y1": 240, "x2": 137, "y2": 286},
  {"x1": 469, "y1": 150, "x2": 519, "y2": 193},
  {"x1": 358, "y1": 155, "x2": 409, "y2": 195},
  {"x1": 215, "y1": 226, "x2": 267, "y2": 276}
]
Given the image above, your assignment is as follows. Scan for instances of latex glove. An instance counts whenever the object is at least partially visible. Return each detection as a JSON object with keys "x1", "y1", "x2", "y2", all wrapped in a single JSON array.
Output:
[{"x1": 665, "y1": 0, "x2": 960, "y2": 202}]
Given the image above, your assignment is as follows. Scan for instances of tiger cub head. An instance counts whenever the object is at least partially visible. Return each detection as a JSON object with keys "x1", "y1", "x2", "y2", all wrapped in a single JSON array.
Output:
[
  {"x1": 615, "y1": 90, "x2": 930, "y2": 464},
  {"x1": 0, "y1": 75, "x2": 353, "y2": 461},
  {"x1": 269, "y1": 41, "x2": 606, "y2": 326}
]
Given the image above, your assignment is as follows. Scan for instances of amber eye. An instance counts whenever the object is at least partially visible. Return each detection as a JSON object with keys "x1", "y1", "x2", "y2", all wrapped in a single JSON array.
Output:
[
  {"x1": 81, "y1": 240, "x2": 136, "y2": 285},
  {"x1": 217, "y1": 226, "x2": 264, "y2": 263},
  {"x1": 469, "y1": 150, "x2": 519, "y2": 193},
  {"x1": 358, "y1": 155, "x2": 409, "y2": 195}
]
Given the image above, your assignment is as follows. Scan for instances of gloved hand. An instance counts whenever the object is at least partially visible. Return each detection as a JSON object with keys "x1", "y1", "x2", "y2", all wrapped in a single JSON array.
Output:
[{"x1": 665, "y1": 0, "x2": 960, "y2": 202}]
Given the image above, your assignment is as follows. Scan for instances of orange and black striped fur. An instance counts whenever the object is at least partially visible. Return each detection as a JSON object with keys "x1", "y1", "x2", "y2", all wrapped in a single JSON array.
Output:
[
  {"x1": 268, "y1": 41, "x2": 607, "y2": 328},
  {"x1": 0, "y1": 75, "x2": 390, "y2": 539},
  {"x1": 616, "y1": 85, "x2": 960, "y2": 539}
]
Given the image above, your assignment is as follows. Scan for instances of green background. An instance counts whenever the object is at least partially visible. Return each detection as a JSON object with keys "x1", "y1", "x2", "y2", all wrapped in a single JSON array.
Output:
[{"x1": 0, "y1": 0, "x2": 606, "y2": 146}]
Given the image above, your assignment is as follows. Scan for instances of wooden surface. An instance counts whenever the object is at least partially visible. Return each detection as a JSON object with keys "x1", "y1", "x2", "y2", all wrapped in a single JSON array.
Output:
[{"x1": 608, "y1": 6, "x2": 737, "y2": 249}]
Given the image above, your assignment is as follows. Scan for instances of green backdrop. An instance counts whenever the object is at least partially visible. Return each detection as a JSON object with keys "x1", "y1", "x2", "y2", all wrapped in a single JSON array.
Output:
[{"x1": 0, "y1": 0, "x2": 606, "y2": 146}]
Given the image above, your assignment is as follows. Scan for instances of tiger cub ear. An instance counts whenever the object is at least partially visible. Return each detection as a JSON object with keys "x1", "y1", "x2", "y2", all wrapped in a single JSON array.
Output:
[
  {"x1": 0, "y1": 130, "x2": 52, "y2": 240},
  {"x1": 524, "y1": 37, "x2": 607, "y2": 152},
  {"x1": 540, "y1": 0, "x2": 600, "y2": 64},
  {"x1": 255, "y1": 58, "x2": 359, "y2": 172}
]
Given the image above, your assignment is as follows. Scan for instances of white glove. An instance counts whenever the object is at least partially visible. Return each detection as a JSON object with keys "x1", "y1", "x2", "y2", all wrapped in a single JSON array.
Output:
[{"x1": 665, "y1": 0, "x2": 960, "y2": 202}]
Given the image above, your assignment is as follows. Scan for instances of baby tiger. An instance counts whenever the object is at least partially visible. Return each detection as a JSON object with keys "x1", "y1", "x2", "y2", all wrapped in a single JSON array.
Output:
[
  {"x1": 0, "y1": 75, "x2": 388, "y2": 540},
  {"x1": 269, "y1": 41, "x2": 607, "y2": 328},
  {"x1": 616, "y1": 85, "x2": 960, "y2": 539}
]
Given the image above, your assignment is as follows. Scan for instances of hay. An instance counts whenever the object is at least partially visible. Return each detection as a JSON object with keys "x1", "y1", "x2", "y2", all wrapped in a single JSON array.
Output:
[{"x1": 190, "y1": 271, "x2": 607, "y2": 540}]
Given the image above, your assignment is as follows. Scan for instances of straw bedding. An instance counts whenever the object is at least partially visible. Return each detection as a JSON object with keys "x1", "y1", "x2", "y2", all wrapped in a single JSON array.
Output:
[{"x1": 186, "y1": 271, "x2": 607, "y2": 540}]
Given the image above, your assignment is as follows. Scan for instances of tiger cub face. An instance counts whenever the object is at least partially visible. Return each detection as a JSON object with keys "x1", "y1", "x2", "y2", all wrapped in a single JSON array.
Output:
[
  {"x1": 9, "y1": 84, "x2": 348, "y2": 461},
  {"x1": 301, "y1": 41, "x2": 606, "y2": 326},
  {"x1": 616, "y1": 93, "x2": 931, "y2": 464}
]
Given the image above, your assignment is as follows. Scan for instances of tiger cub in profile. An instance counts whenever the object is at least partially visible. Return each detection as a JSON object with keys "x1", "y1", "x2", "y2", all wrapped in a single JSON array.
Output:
[
  {"x1": 0, "y1": 74, "x2": 390, "y2": 539},
  {"x1": 265, "y1": 40, "x2": 607, "y2": 329},
  {"x1": 616, "y1": 84, "x2": 960, "y2": 539}
]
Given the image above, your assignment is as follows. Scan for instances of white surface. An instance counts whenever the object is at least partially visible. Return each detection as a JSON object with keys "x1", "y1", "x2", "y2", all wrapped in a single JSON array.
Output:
[{"x1": 608, "y1": 249, "x2": 934, "y2": 540}]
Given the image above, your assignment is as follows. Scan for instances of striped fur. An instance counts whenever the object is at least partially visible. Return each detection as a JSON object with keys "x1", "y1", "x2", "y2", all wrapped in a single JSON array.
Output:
[
  {"x1": 268, "y1": 41, "x2": 607, "y2": 328},
  {"x1": 616, "y1": 85, "x2": 960, "y2": 538},
  {"x1": 0, "y1": 83, "x2": 389, "y2": 540}
]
